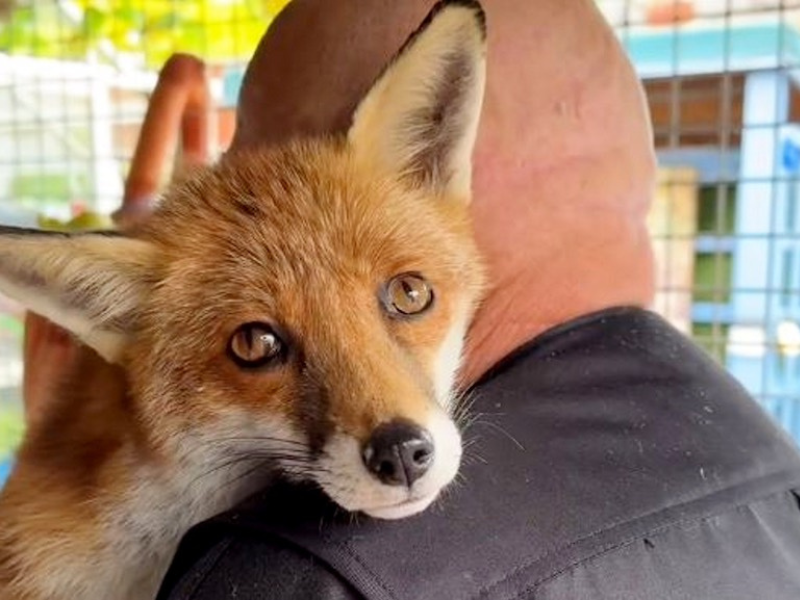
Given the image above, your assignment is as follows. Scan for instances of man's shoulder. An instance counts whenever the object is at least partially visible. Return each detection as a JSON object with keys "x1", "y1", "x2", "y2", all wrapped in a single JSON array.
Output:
[
  {"x1": 158, "y1": 525, "x2": 358, "y2": 600},
  {"x1": 159, "y1": 307, "x2": 800, "y2": 600}
]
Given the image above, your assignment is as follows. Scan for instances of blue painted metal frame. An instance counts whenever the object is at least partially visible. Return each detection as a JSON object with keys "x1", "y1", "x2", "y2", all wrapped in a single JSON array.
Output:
[
  {"x1": 626, "y1": 19, "x2": 800, "y2": 442},
  {"x1": 0, "y1": 459, "x2": 10, "y2": 487},
  {"x1": 621, "y1": 20, "x2": 800, "y2": 79}
]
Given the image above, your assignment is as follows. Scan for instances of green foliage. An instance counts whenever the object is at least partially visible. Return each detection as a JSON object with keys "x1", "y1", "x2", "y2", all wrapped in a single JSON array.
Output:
[
  {"x1": 693, "y1": 252, "x2": 733, "y2": 303},
  {"x1": 0, "y1": 0, "x2": 291, "y2": 67},
  {"x1": 692, "y1": 322, "x2": 729, "y2": 364},
  {"x1": 697, "y1": 185, "x2": 738, "y2": 235},
  {"x1": 10, "y1": 171, "x2": 90, "y2": 204},
  {"x1": 0, "y1": 314, "x2": 23, "y2": 338}
]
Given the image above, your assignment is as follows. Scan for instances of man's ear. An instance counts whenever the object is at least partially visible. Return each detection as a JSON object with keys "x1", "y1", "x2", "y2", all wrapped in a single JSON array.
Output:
[
  {"x1": 347, "y1": 0, "x2": 487, "y2": 202},
  {"x1": 0, "y1": 226, "x2": 159, "y2": 363}
]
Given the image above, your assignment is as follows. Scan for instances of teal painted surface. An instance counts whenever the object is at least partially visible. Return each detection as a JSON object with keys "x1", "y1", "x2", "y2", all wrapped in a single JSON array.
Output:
[
  {"x1": 222, "y1": 68, "x2": 245, "y2": 107},
  {"x1": 654, "y1": 69, "x2": 800, "y2": 444},
  {"x1": 0, "y1": 459, "x2": 9, "y2": 487},
  {"x1": 622, "y1": 22, "x2": 800, "y2": 78}
]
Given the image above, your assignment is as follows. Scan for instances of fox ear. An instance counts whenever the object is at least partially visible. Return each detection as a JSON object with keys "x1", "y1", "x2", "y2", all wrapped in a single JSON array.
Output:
[
  {"x1": 0, "y1": 227, "x2": 159, "y2": 363},
  {"x1": 348, "y1": 0, "x2": 487, "y2": 202}
]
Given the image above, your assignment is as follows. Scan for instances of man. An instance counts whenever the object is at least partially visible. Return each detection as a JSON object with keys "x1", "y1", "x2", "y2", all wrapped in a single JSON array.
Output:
[{"x1": 155, "y1": 1, "x2": 800, "y2": 599}]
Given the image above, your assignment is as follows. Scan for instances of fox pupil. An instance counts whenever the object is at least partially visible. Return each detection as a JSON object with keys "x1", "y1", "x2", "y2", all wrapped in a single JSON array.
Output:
[
  {"x1": 384, "y1": 273, "x2": 434, "y2": 316},
  {"x1": 229, "y1": 323, "x2": 284, "y2": 368}
]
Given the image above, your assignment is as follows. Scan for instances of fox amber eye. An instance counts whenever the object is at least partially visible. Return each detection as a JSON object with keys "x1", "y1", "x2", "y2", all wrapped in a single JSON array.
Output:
[
  {"x1": 228, "y1": 323, "x2": 285, "y2": 368},
  {"x1": 383, "y1": 274, "x2": 434, "y2": 317}
]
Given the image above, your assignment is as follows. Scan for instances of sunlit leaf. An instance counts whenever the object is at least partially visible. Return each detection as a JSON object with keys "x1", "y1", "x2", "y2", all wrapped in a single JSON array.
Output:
[{"x1": 2, "y1": 0, "x2": 292, "y2": 67}]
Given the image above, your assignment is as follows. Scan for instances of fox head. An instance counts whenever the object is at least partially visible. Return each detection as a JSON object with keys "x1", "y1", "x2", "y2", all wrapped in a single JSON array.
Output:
[{"x1": 0, "y1": 0, "x2": 486, "y2": 520}]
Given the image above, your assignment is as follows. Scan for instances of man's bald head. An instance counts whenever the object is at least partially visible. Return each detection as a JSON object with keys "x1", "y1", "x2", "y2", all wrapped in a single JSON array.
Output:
[
  {"x1": 233, "y1": 0, "x2": 654, "y2": 183},
  {"x1": 232, "y1": 0, "x2": 657, "y2": 383},
  {"x1": 233, "y1": 0, "x2": 432, "y2": 148}
]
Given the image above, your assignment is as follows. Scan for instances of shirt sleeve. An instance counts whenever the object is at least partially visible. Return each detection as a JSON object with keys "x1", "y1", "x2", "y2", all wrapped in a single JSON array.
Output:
[{"x1": 160, "y1": 535, "x2": 361, "y2": 600}]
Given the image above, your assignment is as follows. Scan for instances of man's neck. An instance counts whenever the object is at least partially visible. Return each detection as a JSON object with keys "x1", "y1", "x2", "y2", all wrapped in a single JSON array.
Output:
[{"x1": 461, "y1": 208, "x2": 656, "y2": 387}]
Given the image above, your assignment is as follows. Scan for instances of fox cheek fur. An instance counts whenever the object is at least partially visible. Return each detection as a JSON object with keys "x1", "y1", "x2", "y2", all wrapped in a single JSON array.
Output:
[{"x1": 0, "y1": 1, "x2": 487, "y2": 598}]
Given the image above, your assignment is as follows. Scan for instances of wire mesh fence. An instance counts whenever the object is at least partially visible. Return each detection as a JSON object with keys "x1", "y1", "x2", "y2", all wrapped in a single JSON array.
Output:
[
  {"x1": 0, "y1": 1, "x2": 798, "y2": 475},
  {"x1": 601, "y1": 0, "x2": 800, "y2": 440}
]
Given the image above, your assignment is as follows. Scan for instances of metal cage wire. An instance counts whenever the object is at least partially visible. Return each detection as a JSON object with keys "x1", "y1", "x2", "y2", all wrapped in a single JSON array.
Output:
[
  {"x1": 0, "y1": 1, "x2": 798, "y2": 459},
  {"x1": 602, "y1": 0, "x2": 800, "y2": 439}
]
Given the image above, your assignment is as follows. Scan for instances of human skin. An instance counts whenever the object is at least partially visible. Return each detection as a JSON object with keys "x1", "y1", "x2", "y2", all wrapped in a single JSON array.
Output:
[
  {"x1": 22, "y1": 0, "x2": 656, "y2": 410},
  {"x1": 21, "y1": 312, "x2": 76, "y2": 427},
  {"x1": 232, "y1": 0, "x2": 657, "y2": 385}
]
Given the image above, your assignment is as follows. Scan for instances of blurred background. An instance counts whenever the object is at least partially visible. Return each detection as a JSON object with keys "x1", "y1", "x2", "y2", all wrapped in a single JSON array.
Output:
[{"x1": 0, "y1": 0, "x2": 799, "y2": 484}]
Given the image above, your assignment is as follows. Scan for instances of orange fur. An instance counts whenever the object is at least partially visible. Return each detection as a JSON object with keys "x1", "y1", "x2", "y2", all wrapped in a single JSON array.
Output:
[
  {"x1": 0, "y1": 140, "x2": 483, "y2": 600},
  {"x1": 0, "y1": 2, "x2": 488, "y2": 598},
  {"x1": 134, "y1": 143, "x2": 482, "y2": 438}
]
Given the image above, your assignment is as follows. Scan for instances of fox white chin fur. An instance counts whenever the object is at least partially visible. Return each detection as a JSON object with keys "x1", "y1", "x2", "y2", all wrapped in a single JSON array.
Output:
[{"x1": 0, "y1": 1, "x2": 488, "y2": 599}]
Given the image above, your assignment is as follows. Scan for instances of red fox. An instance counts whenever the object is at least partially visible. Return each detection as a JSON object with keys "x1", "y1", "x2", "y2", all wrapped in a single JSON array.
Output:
[{"x1": 0, "y1": 1, "x2": 487, "y2": 598}]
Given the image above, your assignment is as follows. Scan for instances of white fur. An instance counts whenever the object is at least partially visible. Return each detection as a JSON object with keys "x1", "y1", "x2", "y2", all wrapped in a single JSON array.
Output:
[
  {"x1": 433, "y1": 305, "x2": 471, "y2": 412},
  {"x1": 0, "y1": 276, "x2": 127, "y2": 362},
  {"x1": 21, "y1": 412, "x2": 304, "y2": 600},
  {"x1": 0, "y1": 235, "x2": 155, "y2": 363},
  {"x1": 316, "y1": 409, "x2": 462, "y2": 520},
  {"x1": 348, "y1": 3, "x2": 486, "y2": 201},
  {"x1": 310, "y1": 308, "x2": 472, "y2": 520}
]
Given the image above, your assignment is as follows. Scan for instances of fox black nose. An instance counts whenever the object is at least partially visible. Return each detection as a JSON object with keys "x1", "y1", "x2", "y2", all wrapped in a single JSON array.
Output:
[{"x1": 363, "y1": 420, "x2": 435, "y2": 487}]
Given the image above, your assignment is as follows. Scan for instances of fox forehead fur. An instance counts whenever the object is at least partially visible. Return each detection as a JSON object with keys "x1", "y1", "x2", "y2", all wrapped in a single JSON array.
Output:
[
  {"x1": 0, "y1": 1, "x2": 488, "y2": 599},
  {"x1": 139, "y1": 141, "x2": 482, "y2": 438}
]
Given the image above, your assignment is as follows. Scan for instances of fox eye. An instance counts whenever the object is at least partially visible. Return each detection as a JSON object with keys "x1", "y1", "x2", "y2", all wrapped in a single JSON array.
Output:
[
  {"x1": 382, "y1": 273, "x2": 434, "y2": 317},
  {"x1": 228, "y1": 323, "x2": 286, "y2": 368}
]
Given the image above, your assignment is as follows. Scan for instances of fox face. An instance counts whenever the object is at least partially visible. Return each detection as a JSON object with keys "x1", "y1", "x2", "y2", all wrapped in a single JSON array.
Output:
[{"x1": 0, "y1": 0, "x2": 486, "y2": 521}]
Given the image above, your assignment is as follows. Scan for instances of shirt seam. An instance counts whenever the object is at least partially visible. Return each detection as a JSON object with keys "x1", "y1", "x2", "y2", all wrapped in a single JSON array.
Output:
[
  {"x1": 330, "y1": 536, "x2": 399, "y2": 600},
  {"x1": 179, "y1": 538, "x2": 234, "y2": 599}
]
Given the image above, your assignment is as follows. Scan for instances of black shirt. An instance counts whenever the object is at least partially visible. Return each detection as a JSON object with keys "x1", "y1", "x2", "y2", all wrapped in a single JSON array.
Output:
[{"x1": 158, "y1": 307, "x2": 800, "y2": 599}]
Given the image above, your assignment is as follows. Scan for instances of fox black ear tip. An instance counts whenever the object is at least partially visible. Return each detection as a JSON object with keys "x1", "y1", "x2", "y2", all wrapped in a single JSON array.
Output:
[{"x1": 432, "y1": 0, "x2": 487, "y2": 34}]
